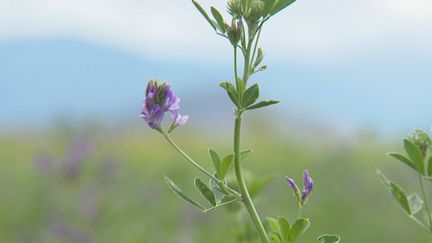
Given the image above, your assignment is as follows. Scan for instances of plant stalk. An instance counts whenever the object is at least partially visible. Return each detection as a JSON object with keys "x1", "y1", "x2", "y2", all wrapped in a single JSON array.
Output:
[
  {"x1": 233, "y1": 115, "x2": 270, "y2": 243},
  {"x1": 419, "y1": 174, "x2": 432, "y2": 231}
]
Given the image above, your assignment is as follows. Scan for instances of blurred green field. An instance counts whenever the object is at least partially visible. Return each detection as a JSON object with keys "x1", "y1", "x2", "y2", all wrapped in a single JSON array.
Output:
[{"x1": 1, "y1": 124, "x2": 432, "y2": 243}]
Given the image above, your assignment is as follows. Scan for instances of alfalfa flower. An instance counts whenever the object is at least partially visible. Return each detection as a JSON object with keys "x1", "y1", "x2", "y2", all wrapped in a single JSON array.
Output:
[
  {"x1": 285, "y1": 170, "x2": 313, "y2": 206},
  {"x1": 140, "y1": 80, "x2": 188, "y2": 131}
]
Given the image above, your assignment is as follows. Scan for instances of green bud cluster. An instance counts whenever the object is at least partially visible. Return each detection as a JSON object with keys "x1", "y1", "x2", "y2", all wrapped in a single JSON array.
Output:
[
  {"x1": 227, "y1": 0, "x2": 242, "y2": 18},
  {"x1": 409, "y1": 129, "x2": 431, "y2": 157}
]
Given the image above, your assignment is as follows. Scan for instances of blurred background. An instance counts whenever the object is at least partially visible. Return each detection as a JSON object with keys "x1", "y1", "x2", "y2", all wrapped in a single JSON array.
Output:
[{"x1": 1, "y1": 0, "x2": 432, "y2": 242}]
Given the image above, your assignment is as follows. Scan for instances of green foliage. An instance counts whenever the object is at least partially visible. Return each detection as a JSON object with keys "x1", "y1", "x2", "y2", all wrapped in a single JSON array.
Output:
[
  {"x1": 270, "y1": 0, "x2": 296, "y2": 16},
  {"x1": 266, "y1": 217, "x2": 310, "y2": 243},
  {"x1": 191, "y1": 0, "x2": 218, "y2": 31},
  {"x1": 247, "y1": 100, "x2": 279, "y2": 110},
  {"x1": 195, "y1": 178, "x2": 217, "y2": 206},
  {"x1": 427, "y1": 156, "x2": 432, "y2": 176},
  {"x1": 378, "y1": 171, "x2": 411, "y2": 215},
  {"x1": 288, "y1": 219, "x2": 310, "y2": 242},
  {"x1": 278, "y1": 217, "x2": 291, "y2": 242},
  {"x1": 211, "y1": 7, "x2": 226, "y2": 33},
  {"x1": 407, "y1": 194, "x2": 424, "y2": 215},
  {"x1": 403, "y1": 139, "x2": 425, "y2": 175},
  {"x1": 220, "y1": 154, "x2": 234, "y2": 179},
  {"x1": 220, "y1": 81, "x2": 240, "y2": 107},
  {"x1": 242, "y1": 84, "x2": 259, "y2": 108},
  {"x1": 208, "y1": 149, "x2": 222, "y2": 177},
  {"x1": 317, "y1": 234, "x2": 341, "y2": 243},
  {"x1": 165, "y1": 176, "x2": 205, "y2": 210},
  {"x1": 388, "y1": 152, "x2": 416, "y2": 172},
  {"x1": 240, "y1": 149, "x2": 254, "y2": 160}
]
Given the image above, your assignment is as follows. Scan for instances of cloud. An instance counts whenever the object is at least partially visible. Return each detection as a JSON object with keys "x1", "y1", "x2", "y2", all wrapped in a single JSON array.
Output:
[{"x1": 0, "y1": 0, "x2": 431, "y2": 63}]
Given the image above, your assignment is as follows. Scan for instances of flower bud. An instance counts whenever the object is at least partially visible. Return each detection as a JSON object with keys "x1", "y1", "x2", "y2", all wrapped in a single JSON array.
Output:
[
  {"x1": 409, "y1": 129, "x2": 430, "y2": 157},
  {"x1": 227, "y1": 18, "x2": 243, "y2": 46},
  {"x1": 227, "y1": 0, "x2": 242, "y2": 18},
  {"x1": 285, "y1": 170, "x2": 313, "y2": 206}
]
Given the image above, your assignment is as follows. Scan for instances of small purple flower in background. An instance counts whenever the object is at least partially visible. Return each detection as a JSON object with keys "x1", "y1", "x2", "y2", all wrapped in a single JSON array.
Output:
[
  {"x1": 63, "y1": 140, "x2": 91, "y2": 180},
  {"x1": 285, "y1": 170, "x2": 313, "y2": 206},
  {"x1": 140, "y1": 80, "x2": 188, "y2": 132}
]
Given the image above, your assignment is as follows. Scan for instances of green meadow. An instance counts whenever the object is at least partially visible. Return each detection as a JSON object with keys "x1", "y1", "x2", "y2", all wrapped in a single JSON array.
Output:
[{"x1": 1, "y1": 124, "x2": 431, "y2": 243}]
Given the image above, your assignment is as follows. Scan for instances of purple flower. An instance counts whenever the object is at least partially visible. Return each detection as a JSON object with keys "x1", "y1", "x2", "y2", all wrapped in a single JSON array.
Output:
[
  {"x1": 301, "y1": 170, "x2": 313, "y2": 204},
  {"x1": 140, "y1": 80, "x2": 188, "y2": 131},
  {"x1": 285, "y1": 169, "x2": 313, "y2": 206},
  {"x1": 168, "y1": 114, "x2": 189, "y2": 133}
]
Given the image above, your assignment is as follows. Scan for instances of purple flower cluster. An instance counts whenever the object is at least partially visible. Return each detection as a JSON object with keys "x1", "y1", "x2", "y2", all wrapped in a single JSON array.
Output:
[
  {"x1": 285, "y1": 170, "x2": 313, "y2": 206},
  {"x1": 140, "y1": 80, "x2": 188, "y2": 131}
]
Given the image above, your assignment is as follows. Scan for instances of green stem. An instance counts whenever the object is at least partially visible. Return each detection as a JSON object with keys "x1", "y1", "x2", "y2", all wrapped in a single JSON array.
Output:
[
  {"x1": 298, "y1": 206, "x2": 303, "y2": 219},
  {"x1": 251, "y1": 27, "x2": 263, "y2": 65},
  {"x1": 234, "y1": 115, "x2": 270, "y2": 243},
  {"x1": 419, "y1": 174, "x2": 432, "y2": 231},
  {"x1": 234, "y1": 47, "x2": 240, "y2": 91},
  {"x1": 409, "y1": 215, "x2": 429, "y2": 232},
  {"x1": 161, "y1": 131, "x2": 241, "y2": 198},
  {"x1": 242, "y1": 39, "x2": 254, "y2": 87}
]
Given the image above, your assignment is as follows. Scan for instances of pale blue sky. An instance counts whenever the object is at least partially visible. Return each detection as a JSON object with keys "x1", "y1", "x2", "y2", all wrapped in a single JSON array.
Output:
[{"x1": 1, "y1": 0, "x2": 431, "y2": 135}]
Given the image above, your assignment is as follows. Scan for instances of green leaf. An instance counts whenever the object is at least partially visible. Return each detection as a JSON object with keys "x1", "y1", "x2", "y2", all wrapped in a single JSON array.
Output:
[
  {"x1": 220, "y1": 81, "x2": 240, "y2": 107},
  {"x1": 192, "y1": 0, "x2": 217, "y2": 31},
  {"x1": 240, "y1": 149, "x2": 253, "y2": 160},
  {"x1": 208, "y1": 149, "x2": 221, "y2": 178},
  {"x1": 404, "y1": 139, "x2": 425, "y2": 174},
  {"x1": 194, "y1": 178, "x2": 216, "y2": 206},
  {"x1": 266, "y1": 217, "x2": 281, "y2": 235},
  {"x1": 242, "y1": 84, "x2": 259, "y2": 108},
  {"x1": 288, "y1": 218, "x2": 310, "y2": 242},
  {"x1": 270, "y1": 233, "x2": 283, "y2": 243},
  {"x1": 262, "y1": 0, "x2": 276, "y2": 16},
  {"x1": 317, "y1": 234, "x2": 340, "y2": 243},
  {"x1": 210, "y1": 7, "x2": 226, "y2": 33},
  {"x1": 388, "y1": 152, "x2": 416, "y2": 171},
  {"x1": 270, "y1": 0, "x2": 296, "y2": 16},
  {"x1": 220, "y1": 154, "x2": 234, "y2": 179},
  {"x1": 247, "y1": 100, "x2": 280, "y2": 110},
  {"x1": 278, "y1": 216, "x2": 290, "y2": 242},
  {"x1": 378, "y1": 171, "x2": 411, "y2": 214},
  {"x1": 428, "y1": 156, "x2": 432, "y2": 176},
  {"x1": 209, "y1": 177, "x2": 226, "y2": 205},
  {"x1": 164, "y1": 176, "x2": 205, "y2": 210},
  {"x1": 408, "y1": 193, "x2": 424, "y2": 215},
  {"x1": 249, "y1": 175, "x2": 273, "y2": 198}
]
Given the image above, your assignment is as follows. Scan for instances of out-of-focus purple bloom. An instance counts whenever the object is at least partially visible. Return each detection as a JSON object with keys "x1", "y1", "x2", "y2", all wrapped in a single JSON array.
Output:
[
  {"x1": 35, "y1": 153, "x2": 53, "y2": 173},
  {"x1": 285, "y1": 169, "x2": 313, "y2": 206},
  {"x1": 63, "y1": 140, "x2": 90, "y2": 180},
  {"x1": 140, "y1": 80, "x2": 188, "y2": 131}
]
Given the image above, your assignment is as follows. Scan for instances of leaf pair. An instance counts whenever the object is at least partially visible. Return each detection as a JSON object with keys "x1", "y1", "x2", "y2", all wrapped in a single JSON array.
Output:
[
  {"x1": 389, "y1": 139, "x2": 429, "y2": 175},
  {"x1": 165, "y1": 176, "x2": 237, "y2": 213},
  {"x1": 192, "y1": 1, "x2": 226, "y2": 34},
  {"x1": 378, "y1": 171, "x2": 424, "y2": 216},
  {"x1": 220, "y1": 81, "x2": 279, "y2": 110},
  {"x1": 209, "y1": 148, "x2": 253, "y2": 180},
  {"x1": 266, "y1": 217, "x2": 310, "y2": 243}
]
